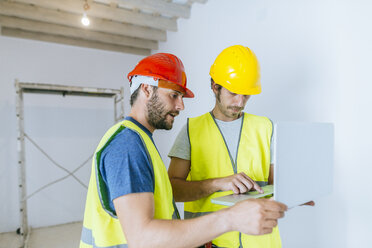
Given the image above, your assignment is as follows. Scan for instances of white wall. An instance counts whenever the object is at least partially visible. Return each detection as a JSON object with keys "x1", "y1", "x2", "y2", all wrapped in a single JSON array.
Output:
[
  {"x1": 1, "y1": 0, "x2": 372, "y2": 246},
  {"x1": 155, "y1": 0, "x2": 372, "y2": 247},
  {"x1": 0, "y1": 36, "x2": 143, "y2": 232}
]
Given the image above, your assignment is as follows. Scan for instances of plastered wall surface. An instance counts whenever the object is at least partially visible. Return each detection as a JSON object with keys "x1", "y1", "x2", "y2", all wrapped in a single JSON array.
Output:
[
  {"x1": 155, "y1": 0, "x2": 372, "y2": 247},
  {"x1": 0, "y1": 36, "x2": 143, "y2": 232}
]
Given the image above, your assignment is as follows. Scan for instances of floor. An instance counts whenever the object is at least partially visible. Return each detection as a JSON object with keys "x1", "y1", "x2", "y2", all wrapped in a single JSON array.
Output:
[{"x1": 0, "y1": 222, "x2": 82, "y2": 248}]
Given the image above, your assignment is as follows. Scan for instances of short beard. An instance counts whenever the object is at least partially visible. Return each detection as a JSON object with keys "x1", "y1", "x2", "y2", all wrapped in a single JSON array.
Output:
[
  {"x1": 216, "y1": 90, "x2": 243, "y2": 119},
  {"x1": 146, "y1": 88, "x2": 174, "y2": 130}
]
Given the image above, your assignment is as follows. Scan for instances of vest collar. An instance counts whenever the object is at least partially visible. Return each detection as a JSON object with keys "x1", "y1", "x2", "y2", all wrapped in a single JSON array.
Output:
[{"x1": 124, "y1": 116, "x2": 153, "y2": 138}]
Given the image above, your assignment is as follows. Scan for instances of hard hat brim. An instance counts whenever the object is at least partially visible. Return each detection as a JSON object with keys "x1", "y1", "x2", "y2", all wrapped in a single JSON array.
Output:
[{"x1": 183, "y1": 88, "x2": 194, "y2": 98}]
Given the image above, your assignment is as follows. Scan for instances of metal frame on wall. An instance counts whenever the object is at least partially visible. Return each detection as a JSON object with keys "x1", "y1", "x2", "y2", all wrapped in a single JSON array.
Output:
[{"x1": 15, "y1": 80, "x2": 124, "y2": 247}]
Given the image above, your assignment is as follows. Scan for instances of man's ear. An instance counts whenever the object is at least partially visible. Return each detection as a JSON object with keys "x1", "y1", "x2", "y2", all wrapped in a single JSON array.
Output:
[
  {"x1": 211, "y1": 81, "x2": 219, "y2": 94},
  {"x1": 140, "y1": 84, "x2": 152, "y2": 98}
]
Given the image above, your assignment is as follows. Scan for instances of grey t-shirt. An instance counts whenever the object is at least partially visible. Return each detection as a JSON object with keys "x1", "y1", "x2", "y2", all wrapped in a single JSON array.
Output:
[{"x1": 168, "y1": 115, "x2": 274, "y2": 164}]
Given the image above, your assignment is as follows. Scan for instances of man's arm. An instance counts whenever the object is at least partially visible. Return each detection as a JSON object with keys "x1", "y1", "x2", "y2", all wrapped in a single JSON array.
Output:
[
  {"x1": 168, "y1": 157, "x2": 263, "y2": 202},
  {"x1": 114, "y1": 192, "x2": 287, "y2": 248},
  {"x1": 268, "y1": 164, "x2": 274, "y2": 185}
]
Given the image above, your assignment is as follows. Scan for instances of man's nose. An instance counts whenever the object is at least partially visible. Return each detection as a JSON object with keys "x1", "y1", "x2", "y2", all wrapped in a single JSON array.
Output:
[
  {"x1": 175, "y1": 96, "x2": 184, "y2": 111},
  {"x1": 235, "y1": 95, "x2": 245, "y2": 107}
]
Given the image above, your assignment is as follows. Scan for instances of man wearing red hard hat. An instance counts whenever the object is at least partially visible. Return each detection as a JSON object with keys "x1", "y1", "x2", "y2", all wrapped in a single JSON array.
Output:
[{"x1": 80, "y1": 53, "x2": 287, "y2": 248}]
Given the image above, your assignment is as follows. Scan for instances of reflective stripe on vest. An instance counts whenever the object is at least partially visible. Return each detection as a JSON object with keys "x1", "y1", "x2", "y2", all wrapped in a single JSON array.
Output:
[
  {"x1": 186, "y1": 112, "x2": 281, "y2": 248},
  {"x1": 80, "y1": 120, "x2": 178, "y2": 248},
  {"x1": 80, "y1": 226, "x2": 128, "y2": 248}
]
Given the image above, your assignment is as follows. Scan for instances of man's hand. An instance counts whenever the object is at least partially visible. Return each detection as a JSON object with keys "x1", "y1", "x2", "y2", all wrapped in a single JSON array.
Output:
[
  {"x1": 227, "y1": 198, "x2": 287, "y2": 235},
  {"x1": 114, "y1": 192, "x2": 287, "y2": 247},
  {"x1": 215, "y1": 172, "x2": 264, "y2": 194}
]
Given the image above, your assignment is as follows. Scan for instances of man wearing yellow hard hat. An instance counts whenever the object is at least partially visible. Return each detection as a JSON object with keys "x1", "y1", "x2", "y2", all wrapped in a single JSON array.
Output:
[
  {"x1": 168, "y1": 45, "x2": 281, "y2": 247},
  {"x1": 80, "y1": 52, "x2": 287, "y2": 248}
]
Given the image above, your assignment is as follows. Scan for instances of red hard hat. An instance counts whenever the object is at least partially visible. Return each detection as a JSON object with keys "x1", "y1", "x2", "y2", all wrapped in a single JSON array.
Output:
[{"x1": 127, "y1": 53, "x2": 194, "y2": 98}]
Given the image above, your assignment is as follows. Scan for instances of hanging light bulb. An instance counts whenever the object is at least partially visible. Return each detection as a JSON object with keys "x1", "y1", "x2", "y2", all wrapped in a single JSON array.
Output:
[
  {"x1": 81, "y1": 12, "x2": 90, "y2": 26},
  {"x1": 81, "y1": 0, "x2": 90, "y2": 26}
]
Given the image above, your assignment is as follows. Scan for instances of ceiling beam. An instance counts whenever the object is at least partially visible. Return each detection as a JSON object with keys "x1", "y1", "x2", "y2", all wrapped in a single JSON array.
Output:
[
  {"x1": 109, "y1": 0, "x2": 191, "y2": 18},
  {"x1": 0, "y1": 15, "x2": 158, "y2": 50},
  {"x1": 0, "y1": 1, "x2": 167, "y2": 41},
  {"x1": 1, "y1": 27, "x2": 150, "y2": 55},
  {"x1": 188, "y1": 0, "x2": 208, "y2": 4},
  {"x1": 12, "y1": 0, "x2": 178, "y2": 31}
]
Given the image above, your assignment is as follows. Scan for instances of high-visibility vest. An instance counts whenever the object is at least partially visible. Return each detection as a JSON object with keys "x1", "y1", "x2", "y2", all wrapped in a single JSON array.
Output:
[
  {"x1": 185, "y1": 112, "x2": 280, "y2": 248},
  {"x1": 80, "y1": 119, "x2": 178, "y2": 248}
]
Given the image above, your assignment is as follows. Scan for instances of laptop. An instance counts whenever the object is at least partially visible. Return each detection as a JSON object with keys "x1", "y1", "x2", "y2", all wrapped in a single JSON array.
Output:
[{"x1": 211, "y1": 122, "x2": 334, "y2": 208}]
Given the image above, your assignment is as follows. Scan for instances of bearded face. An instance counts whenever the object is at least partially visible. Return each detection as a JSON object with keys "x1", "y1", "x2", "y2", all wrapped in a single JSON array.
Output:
[
  {"x1": 215, "y1": 87, "x2": 249, "y2": 120},
  {"x1": 146, "y1": 88, "x2": 179, "y2": 130}
]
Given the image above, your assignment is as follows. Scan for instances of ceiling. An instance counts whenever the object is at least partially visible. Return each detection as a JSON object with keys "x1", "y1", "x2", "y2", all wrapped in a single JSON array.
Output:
[{"x1": 0, "y1": 0, "x2": 207, "y2": 55}]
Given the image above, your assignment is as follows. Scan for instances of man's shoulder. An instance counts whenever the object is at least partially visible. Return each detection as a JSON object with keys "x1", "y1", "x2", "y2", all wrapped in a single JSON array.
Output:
[
  {"x1": 118, "y1": 126, "x2": 143, "y2": 138},
  {"x1": 104, "y1": 127, "x2": 145, "y2": 153},
  {"x1": 188, "y1": 112, "x2": 210, "y2": 120},
  {"x1": 244, "y1": 113, "x2": 271, "y2": 122},
  {"x1": 188, "y1": 112, "x2": 212, "y2": 126},
  {"x1": 243, "y1": 113, "x2": 272, "y2": 130}
]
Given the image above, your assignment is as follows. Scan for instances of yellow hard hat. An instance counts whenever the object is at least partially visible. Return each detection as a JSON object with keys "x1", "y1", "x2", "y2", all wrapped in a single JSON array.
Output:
[{"x1": 209, "y1": 45, "x2": 261, "y2": 95}]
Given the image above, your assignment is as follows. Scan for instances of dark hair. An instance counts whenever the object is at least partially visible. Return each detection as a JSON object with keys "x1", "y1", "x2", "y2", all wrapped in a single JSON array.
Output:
[
  {"x1": 130, "y1": 84, "x2": 158, "y2": 106},
  {"x1": 130, "y1": 86, "x2": 141, "y2": 106},
  {"x1": 210, "y1": 78, "x2": 222, "y2": 91}
]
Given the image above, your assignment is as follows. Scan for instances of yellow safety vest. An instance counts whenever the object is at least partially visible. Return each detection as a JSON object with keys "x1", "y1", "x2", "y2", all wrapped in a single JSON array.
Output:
[
  {"x1": 80, "y1": 119, "x2": 178, "y2": 248},
  {"x1": 185, "y1": 112, "x2": 281, "y2": 248}
]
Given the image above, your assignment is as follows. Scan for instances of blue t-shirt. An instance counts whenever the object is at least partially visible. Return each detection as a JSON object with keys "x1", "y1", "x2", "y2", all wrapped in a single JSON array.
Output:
[{"x1": 99, "y1": 117, "x2": 155, "y2": 213}]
